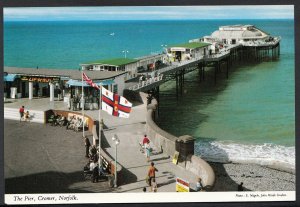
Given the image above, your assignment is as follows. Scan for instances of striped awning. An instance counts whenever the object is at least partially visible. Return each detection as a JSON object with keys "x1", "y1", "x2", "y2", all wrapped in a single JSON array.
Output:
[{"x1": 66, "y1": 79, "x2": 114, "y2": 87}]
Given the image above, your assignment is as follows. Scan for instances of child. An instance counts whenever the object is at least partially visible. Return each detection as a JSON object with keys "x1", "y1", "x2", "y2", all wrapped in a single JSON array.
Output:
[{"x1": 24, "y1": 111, "x2": 30, "y2": 122}]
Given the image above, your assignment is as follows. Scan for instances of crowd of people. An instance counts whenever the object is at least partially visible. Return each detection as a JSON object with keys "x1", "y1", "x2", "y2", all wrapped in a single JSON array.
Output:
[
  {"x1": 47, "y1": 113, "x2": 85, "y2": 132},
  {"x1": 83, "y1": 138, "x2": 105, "y2": 183}
]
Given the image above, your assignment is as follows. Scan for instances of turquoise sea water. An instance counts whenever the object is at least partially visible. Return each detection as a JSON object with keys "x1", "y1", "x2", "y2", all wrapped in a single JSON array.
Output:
[{"x1": 4, "y1": 19, "x2": 295, "y2": 170}]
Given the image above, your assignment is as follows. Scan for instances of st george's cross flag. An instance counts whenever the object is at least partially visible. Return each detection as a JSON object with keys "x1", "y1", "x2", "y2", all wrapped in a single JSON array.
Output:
[
  {"x1": 101, "y1": 86, "x2": 132, "y2": 118},
  {"x1": 82, "y1": 72, "x2": 100, "y2": 90}
]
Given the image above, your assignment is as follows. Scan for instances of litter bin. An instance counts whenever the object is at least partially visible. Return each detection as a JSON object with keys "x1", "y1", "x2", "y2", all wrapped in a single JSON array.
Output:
[{"x1": 177, "y1": 135, "x2": 195, "y2": 159}]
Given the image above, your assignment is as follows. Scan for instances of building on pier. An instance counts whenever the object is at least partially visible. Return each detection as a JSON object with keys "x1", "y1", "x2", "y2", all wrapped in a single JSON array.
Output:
[
  {"x1": 209, "y1": 25, "x2": 281, "y2": 47},
  {"x1": 81, "y1": 58, "x2": 138, "y2": 80},
  {"x1": 167, "y1": 42, "x2": 211, "y2": 62}
]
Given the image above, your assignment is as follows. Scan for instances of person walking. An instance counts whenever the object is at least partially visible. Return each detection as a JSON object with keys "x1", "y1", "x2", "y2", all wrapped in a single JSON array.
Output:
[
  {"x1": 84, "y1": 137, "x2": 91, "y2": 158},
  {"x1": 19, "y1": 106, "x2": 25, "y2": 122},
  {"x1": 142, "y1": 135, "x2": 150, "y2": 146},
  {"x1": 145, "y1": 141, "x2": 151, "y2": 162},
  {"x1": 147, "y1": 162, "x2": 158, "y2": 188}
]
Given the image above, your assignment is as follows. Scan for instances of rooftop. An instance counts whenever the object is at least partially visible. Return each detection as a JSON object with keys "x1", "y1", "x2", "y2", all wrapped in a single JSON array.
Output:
[
  {"x1": 170, "y1": 42, "x2": 211, "y2": 49},
  {"x1": 4, "y1": 67, "x2": 127, "y2": 80},
  {"x1": 82, "y1": 58, "x2": 138, "y2": 66}
]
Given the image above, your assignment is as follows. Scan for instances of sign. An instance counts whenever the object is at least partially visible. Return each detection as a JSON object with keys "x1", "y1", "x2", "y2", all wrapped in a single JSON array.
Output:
[
  {"x1": 172, "y1": 151, "x2": 179, "y2": 165},
  {"x1": 170, "y1": 47, "x2": 186, "y2": 52},
  {"x1": 176, "y1": 177, "x2": 190, "y2": 192},
  {"x1": 21, "y1": 76, "x2": 60, "y2": 83}
]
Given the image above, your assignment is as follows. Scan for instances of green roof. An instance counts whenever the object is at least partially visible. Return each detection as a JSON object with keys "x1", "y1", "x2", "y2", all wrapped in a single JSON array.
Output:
[
  {"x1": 171, "y1": 42, "x2": 211, "y2": 49},
  {"x1": 83, "y1": 58, "x2": 138, "y2": 66}
]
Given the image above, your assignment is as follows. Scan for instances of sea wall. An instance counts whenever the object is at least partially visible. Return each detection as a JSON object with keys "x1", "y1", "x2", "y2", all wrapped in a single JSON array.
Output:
[{"x1": 145, "y1": 98, "x2": 215, "y2": 189}]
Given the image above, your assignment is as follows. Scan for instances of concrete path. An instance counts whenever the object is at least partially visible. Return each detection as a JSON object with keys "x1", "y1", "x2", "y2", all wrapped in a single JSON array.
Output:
[{"x1": 4, "y1": 95, "x2": 198, "y2": 193}]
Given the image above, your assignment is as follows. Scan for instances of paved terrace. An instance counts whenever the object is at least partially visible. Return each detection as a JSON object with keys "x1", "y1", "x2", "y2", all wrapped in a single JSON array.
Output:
[{"x1": 4, "y1": 96, "x2": 198, "y2": 193}]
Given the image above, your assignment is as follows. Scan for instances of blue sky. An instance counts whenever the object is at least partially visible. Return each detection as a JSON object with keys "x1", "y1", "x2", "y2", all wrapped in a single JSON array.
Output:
[{"x1": 4, "y1": 6, "x2": 294, "y2": 21}]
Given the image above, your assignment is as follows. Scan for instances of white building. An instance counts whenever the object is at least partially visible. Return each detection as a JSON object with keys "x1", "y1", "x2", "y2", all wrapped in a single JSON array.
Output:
[{"x1": 210, "y1": 25, "x2": 270, "y2": 45}]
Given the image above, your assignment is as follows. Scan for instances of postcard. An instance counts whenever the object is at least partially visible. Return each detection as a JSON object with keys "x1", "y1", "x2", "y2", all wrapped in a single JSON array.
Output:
[{"x1": 2, "y1": 3, "x2": 295, "y2": 205}]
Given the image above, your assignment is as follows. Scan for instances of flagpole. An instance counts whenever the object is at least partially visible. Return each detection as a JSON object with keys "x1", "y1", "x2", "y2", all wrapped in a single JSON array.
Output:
[
  {"x1": 82, "y1": 68, "x2": 85, "y2": 138},
  {"x1": 98, "y1": 85, "x2": 102, "y2": 173}
]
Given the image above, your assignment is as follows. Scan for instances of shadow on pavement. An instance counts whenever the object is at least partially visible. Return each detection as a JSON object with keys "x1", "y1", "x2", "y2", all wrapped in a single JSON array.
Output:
[
  {"x1": 5, "y1": 170, "x2": 112, "y2": 194},
  {"x1": 150, "y1": 156, "x2": 170, "y2": 162}
]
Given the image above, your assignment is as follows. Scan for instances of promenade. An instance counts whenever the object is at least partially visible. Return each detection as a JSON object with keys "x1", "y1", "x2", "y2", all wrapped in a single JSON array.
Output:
[{"x1": 4, "y1": 95, "x2": 198, "y2": 193}]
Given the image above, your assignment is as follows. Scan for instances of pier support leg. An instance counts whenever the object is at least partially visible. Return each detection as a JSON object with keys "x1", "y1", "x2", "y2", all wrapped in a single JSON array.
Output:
[
  {"x1": 176, "y1": 73, "x2": 179, "y2": 99},
  {"x1": 202, "y1": 65, "x2": 205, "y2": 81},
  {"x1": 214, "y1": 64, "x2": 217, "y2": 85},
  {"x1": 226, "y1": 59, "x2": 229, "y2": 79}
]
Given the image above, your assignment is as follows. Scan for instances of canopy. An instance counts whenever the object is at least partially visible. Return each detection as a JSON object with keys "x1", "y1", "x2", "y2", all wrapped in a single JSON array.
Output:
[
  {"x1": 66, "y1": 79, "x2": 114, "y2": 87},
  {"x1": 4, "y1": 74, "x2": 18, "y2": 82}
]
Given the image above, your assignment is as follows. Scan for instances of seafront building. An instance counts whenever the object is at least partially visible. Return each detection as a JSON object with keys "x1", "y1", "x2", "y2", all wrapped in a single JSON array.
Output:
[{"x1": 3, "y1": 24, "x2": 281, "y2": 105}]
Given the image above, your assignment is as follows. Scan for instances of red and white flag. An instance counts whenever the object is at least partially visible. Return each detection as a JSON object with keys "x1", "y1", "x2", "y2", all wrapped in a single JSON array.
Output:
[
  {"x1": 101, "y1": 86, "x2": 132, "y2": 118},
  {"x1": 83, "y1": 72, "x2": 100, "y2": 90}
]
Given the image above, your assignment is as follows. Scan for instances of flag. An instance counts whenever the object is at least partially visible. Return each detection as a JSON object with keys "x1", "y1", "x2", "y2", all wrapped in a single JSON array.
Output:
[
  {"x1": 83, "y1": 72, "x2": 100, "y2": 90},
  {"x1": 101, "y1": 86, "x2": 132, "y2": 118}
]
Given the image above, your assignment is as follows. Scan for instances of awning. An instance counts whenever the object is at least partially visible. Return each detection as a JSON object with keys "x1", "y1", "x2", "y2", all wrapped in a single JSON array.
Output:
[
  {"x1": 4, "y1": 74, "x2": 18, "y2": 82},
  {"x1": 66, "y1": 79, "x2": 114, "y2": 87}
]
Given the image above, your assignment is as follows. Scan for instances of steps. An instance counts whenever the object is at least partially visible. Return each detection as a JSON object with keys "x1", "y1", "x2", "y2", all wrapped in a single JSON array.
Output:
[{"x1": 4, "y1": 107, "x2": 46, "y2": 123}]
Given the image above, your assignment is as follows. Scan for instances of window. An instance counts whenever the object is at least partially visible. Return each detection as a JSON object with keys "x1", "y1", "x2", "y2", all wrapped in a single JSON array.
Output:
[{"x1": 113, "y1": 85, "x2": 118, "y2": 94}]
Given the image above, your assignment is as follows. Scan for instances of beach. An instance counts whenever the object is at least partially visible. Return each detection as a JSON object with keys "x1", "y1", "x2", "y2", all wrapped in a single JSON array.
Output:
[{"x1": 209, "y1": 162, "x2": 295, "y2": 191}]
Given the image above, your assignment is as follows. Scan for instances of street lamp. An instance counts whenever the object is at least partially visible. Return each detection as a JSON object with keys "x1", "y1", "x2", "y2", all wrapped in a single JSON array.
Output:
[
  {"x1": 122, "y1": 50, "x2": 129, "y2": 58},
  {"x1": 161, "y1": 44, "x2": 168, "y2": 53},
  {"x1": 112, "y1": 134, "x2": 120, "y2": 187}
]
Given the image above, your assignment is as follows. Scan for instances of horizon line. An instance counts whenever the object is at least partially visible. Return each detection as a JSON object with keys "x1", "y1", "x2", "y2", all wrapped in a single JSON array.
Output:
[{"x1": 4, "y1": 18, "x2": 294, "y2": 22}]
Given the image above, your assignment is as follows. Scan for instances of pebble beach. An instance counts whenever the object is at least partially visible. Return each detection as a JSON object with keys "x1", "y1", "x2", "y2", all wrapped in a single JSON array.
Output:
[{"x1": 209, "y1": 162, "x2": 295, "y2": 191}]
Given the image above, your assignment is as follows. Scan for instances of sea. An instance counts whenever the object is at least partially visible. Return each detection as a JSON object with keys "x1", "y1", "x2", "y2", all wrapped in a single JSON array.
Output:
[{"x1": 4, "y1": 19, "x2": 295, "y2": 172}]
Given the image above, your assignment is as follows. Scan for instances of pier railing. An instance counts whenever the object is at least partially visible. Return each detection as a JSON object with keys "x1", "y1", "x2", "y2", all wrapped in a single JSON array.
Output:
[{"x1": 241, "y1": 36, "x2": 281, "y2": 47}]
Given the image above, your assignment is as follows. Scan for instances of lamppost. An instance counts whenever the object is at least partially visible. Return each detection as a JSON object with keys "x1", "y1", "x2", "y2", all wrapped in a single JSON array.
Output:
[
  {"x1": 112, "y1": 134, "x2": 120, "y2": 187},
  {"x1": 122, "y1": 50, "x2": 129, "y2": 58},
  {"x1": 161, "y1": 44, "x2": 168, "y2": 53}
]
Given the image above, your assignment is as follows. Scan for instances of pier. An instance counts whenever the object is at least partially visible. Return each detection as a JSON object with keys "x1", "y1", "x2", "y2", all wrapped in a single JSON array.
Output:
[{"x1": 126, "y1": 37, "x2": 280, "y2": 108}]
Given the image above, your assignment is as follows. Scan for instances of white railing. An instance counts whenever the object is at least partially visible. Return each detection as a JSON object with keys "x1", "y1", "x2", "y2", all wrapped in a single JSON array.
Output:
[
  {"x1": 128, "y1": 74, "x2": 164, "y2": 91},
  {"x1": 204, "y1": 50, "x2": 230, "y2": 59},
  {"x1": 240, "y1": 36, "x2": 281, "y2": 47}
]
